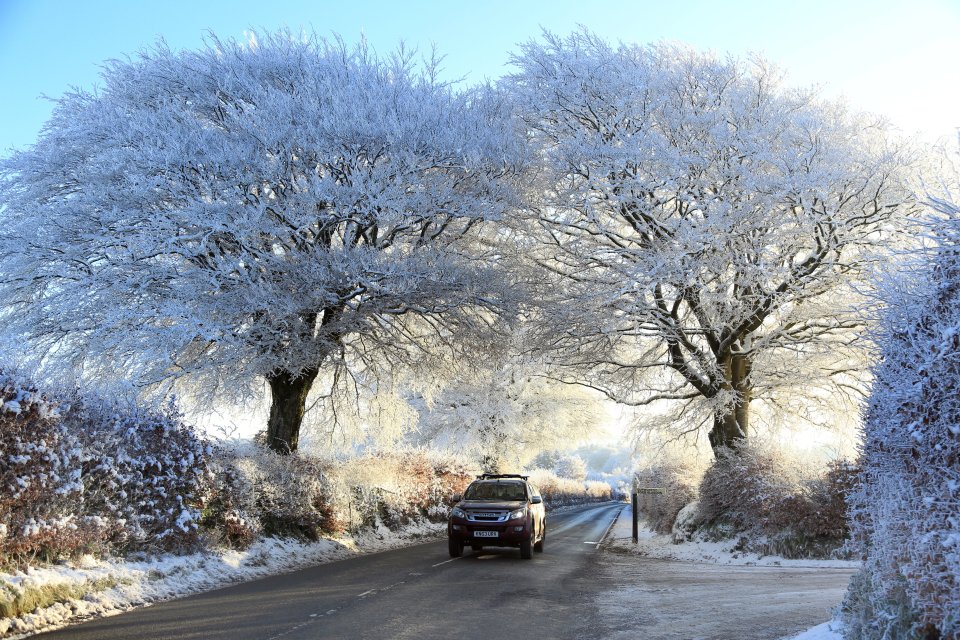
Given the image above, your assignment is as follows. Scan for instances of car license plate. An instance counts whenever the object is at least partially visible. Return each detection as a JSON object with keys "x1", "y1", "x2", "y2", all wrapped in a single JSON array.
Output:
[{"x1": 474, "y1": 530, "x2": 498, "y2": 538}]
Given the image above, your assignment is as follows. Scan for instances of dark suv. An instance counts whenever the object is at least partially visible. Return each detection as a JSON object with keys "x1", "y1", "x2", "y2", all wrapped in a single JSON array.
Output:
[{"x1": 447, "y1": 474, "x2": 546, "y2": 559}]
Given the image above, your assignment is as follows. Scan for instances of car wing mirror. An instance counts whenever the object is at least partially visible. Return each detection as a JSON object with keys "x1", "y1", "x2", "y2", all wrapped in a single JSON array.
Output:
[
  {"x1": 452, "y1": 494, "x2": 462, "y2": 502},
  {"x1": 531, "y1": 496, "x2": 542, "y2": 504}
]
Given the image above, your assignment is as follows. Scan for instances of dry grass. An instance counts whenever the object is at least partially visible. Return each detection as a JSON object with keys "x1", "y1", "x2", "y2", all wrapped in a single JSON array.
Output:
[{"x1": 0, "y1": 576, "x2": 119, "y2": 620}]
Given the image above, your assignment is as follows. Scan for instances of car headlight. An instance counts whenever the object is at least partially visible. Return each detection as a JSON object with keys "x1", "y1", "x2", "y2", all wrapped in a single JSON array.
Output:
[
  {"x1": 451, "y1": 507, "x2": 467, "y2": 520},
  {"x1": 508, "y1": 508, "x2": 526, "y2": 521}
]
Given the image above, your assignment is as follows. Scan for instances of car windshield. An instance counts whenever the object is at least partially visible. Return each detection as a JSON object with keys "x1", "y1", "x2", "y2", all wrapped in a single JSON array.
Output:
[{"x1": 464, "y1": 481, "x2": 527, "y2": 501}]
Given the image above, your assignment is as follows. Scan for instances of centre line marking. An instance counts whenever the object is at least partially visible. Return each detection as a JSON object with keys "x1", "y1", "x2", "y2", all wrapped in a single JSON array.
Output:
[{"x1": 432, "y1": 558, "x2": 459, "y2": 567}]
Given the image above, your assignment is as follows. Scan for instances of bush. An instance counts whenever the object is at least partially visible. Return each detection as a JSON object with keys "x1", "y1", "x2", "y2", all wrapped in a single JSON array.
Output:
[
  {"x1": 526, "y1": 469, "x2": 612, "y2": 507},
  {"x1": 334, "y1": 449, "x2": 476, "y2": 530},
  {"x1": 199, "y1": 447, "x2": 259, "y2": 549},
  {"x1": 697, "y1": 445, "x2": 854, "y2": 558},
  {"x1": 0, "y1": 373, "x2": 107, "y2": 567},
  {"x1": 64, "y1": 397, "x2": 211, "y2": 552},
  {"x1": 842, "y1": 186, "x2": 960, "y2": 639},
  {"x1": 632, "y1": 457, "x2": 703, "y2": 534},
  {"x1": 1, "y1": 372, "x2": 211, "y2": 566},
  {"x1": 220, "y1": 444, "x2": 342, "y2": 541}
]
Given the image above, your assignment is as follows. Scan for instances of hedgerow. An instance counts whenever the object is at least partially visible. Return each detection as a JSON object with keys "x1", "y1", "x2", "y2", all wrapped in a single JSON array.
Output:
[
  {"x1": 525, "y1": 468, "x2": 612, "y2": 507},
  {"x1": 1, "y1": 370, "x2": 613, "y2": 577},
  {"x1": 844, "y1": 186, "x2": 960, "y2": 639},
  {"x1": 1, "y1": 372, "x2": 210, "y2": 567}
]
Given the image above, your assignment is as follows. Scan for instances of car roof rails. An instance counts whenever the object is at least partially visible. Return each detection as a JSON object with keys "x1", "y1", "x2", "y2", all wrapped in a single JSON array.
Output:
[{"x1": 476, "y1": 473, "x2": 529, "y2": 481}]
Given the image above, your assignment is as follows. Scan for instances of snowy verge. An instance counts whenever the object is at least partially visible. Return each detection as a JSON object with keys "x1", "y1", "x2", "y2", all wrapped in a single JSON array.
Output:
[
  {"x1": 0, "y1": 520, "x2": 444, "y2": 639},
  {"x1": 601, "y1": 507, "x2": 851, "y2": 640},
  {"x1": 603, "y1": 506, "x2": 859, "y2": 569},
  {"x1": 779, "y1": 620, "x2": 844, "y2": 640}
]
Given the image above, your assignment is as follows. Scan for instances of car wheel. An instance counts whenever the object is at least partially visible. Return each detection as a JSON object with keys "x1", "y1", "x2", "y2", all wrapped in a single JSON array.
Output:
[
  {"x1": 448, "y1": 537, "x2": 463, "y2": 558},
  {"x1": 534, "y1": 525, "x2": 545, "y2": 552},
  {"x1": 520, "y1": 536, "x2": 533, "y2": 559}
]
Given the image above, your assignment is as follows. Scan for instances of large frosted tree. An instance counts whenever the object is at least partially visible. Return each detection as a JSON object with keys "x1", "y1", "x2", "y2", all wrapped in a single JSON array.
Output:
[
  {"x1": 509, "y1": 32, "x2": 913, "y2": 456},
  {"x1": 0, "y1": 33, "x2": 524, "y2": 453}
]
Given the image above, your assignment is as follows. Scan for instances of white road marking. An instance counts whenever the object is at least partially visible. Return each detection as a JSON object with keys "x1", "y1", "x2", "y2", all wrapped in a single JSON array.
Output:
[
  {"x1": 357, "y1": 589, "x2": 376, "y2": 597},
  {"x1": 432, "y1": 557, "x2": 459, "y2": 567}
]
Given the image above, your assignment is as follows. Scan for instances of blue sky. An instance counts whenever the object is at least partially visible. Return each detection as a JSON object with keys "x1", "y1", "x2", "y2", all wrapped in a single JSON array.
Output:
[{"x1": 1, "y1": 0, "x2": 958, "y2": 153}]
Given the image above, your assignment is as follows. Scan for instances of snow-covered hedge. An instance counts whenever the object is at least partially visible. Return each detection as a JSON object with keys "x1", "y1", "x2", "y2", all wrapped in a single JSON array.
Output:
[
  {"x1": 64, "y1": 397, "x2": 210, "y2": 552},
  {"x1": 1, "y1": 372, "x2": 210, "y2": 567},
  {"x1": 333, "y1": 449, "x2": 477, "y2": 530},
  {"x1": 201, "y1": 444, "x2": 477, "y2": 546},
  {"x1": 525, "y1": 468, "x2": 613, "y2": 507},
  {"x1": 0, "y1": 373, "x2": 103, "y2": 566},
  {"x1": 844, "y1": 189, "x2": 960, "y2": 639}
]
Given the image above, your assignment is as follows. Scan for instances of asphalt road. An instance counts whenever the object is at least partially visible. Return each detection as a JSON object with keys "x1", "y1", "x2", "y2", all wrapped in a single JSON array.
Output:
[
  {"x1": 594, "y1": 552, "x2": 855, "y2": 639},
  {"x1": 36, "y1": 502, "x2": 853, "y2": 639},
  {"x1": 37, "y1": 503, "x2": 624, "y2": 640}
]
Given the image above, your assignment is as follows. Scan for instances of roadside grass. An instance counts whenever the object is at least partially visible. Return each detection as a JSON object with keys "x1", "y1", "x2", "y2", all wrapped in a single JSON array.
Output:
[{"x1": 0, "y1": 576, "x2": 120, "y2": 620}]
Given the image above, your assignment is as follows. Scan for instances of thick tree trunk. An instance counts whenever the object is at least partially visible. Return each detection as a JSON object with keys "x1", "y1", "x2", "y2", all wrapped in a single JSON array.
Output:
[
  {"x1": 265, "y1": 367, "x2": 319, "y2": 454},
  {"x1": 708, "y1": 353, "x2": 752, "y2": 456}
]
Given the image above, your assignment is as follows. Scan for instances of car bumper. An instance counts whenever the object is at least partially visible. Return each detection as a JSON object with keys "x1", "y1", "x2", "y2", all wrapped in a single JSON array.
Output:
[{"x1": 448, "y1": 522, "x2": 531, "y2": 545}]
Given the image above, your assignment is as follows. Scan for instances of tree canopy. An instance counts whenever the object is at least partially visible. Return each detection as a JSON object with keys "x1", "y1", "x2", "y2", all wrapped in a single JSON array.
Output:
[
  {"x1": 508, "y1": 31, "x2": 914, "y2": 456},
  {"x1": 0, "y1": 32, "x2": 525, "y2": 452}
]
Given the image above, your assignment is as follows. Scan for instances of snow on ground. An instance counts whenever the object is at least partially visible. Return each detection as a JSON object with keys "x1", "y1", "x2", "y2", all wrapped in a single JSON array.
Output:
[
  {"x1": 782, "y1": 621, "x2": 845, "y2": 640},
  {"x1": 598, "y1": 505, "x2": 853, "y2": 640},
  {"x1": 0, "y1": 520, "x2": 443, "y2": 639},
  {"x1": 604, "y1": 504, "x2": 859, "y2": 569}
]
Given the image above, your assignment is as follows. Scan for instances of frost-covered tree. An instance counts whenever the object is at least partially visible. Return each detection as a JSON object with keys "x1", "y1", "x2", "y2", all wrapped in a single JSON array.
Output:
[
  {"x1": 845, "y1": 164, "x2": 960, "y2": 639},
  {"x1": 0, "y1": 32, "x2": 524, "y2": 453},
  {"x1": 509, "y1": 32, "x2": 913, "y2": 456},
  {"x1": 412, "y1": 339, "x2": 602, "y2": 472},
  {"x1": 554, "y1": 454, "x2": 588, "y2": 482}
]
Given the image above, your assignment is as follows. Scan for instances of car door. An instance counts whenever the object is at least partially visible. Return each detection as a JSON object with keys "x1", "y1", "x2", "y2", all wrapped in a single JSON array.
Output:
[{"x1": 528, "y1": 482, "x2": 544, "y2": 534}]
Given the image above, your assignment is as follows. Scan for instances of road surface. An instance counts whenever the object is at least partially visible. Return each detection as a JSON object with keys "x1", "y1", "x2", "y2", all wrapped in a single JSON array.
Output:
[{"x1": 36, "y1": 503, "x2": 853, "y2": 639}]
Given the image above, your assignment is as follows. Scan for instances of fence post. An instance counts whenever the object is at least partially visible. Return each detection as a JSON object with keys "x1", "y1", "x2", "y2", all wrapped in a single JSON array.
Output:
[{"x1": 632, "y1": 477, "x2": 639, "y2": 544}]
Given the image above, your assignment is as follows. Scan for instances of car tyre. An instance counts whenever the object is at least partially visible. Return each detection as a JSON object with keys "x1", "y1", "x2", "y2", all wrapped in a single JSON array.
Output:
[
  {"x1": 448, "y1": 538, "x2": 463, "y2": 558},
  {"x1": 534, "y1": 525, "x2": 545, "y2": 552},
  {"x1": 520, "y1": 536, "x2": 533, "y2": 559}
]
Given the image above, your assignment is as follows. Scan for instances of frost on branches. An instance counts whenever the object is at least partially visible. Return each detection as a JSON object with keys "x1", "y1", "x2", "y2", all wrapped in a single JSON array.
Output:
[
  {"x1": 845, "y1": 180, "x2": 960, "y2": 639},
  {"x1": 412, "y1": 343, "x2": 602, "y2": 472},
  {"x1": 509, "y1": 31, "x2": 913, "y2": 456},
  {"x1": 0, "y1": 32, "x2": 524, "y2": 454}
]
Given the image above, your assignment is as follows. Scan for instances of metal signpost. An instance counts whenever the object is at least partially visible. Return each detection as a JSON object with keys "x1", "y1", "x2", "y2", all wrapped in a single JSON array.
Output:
[{"x1": 631, "y1": 479, "x2": 666, "y2": 543}]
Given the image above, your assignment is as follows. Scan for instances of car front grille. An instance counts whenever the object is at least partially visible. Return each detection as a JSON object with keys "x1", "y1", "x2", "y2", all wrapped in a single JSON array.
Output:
[{"x1": 466, "y1": 510, "x2": 508, "y2": 522}]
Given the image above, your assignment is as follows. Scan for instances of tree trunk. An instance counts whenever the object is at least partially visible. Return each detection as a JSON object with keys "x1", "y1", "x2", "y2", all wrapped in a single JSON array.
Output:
[
  {"x1": 708, "y1": 353, "x2": 752, "y2": 456},
  {"x1": 265, "y1": 367, "x2": 320, "y2": 454}
]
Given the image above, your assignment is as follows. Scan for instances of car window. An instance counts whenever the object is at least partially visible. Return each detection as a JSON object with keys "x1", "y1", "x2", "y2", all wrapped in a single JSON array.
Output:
[
  {"x1": 464, "y1": 481, "x2": 527, "y2": 501},
  {"x1": 497, "y1": 483, "x2": 527, "y2": 501},
  {"x1": 464, "y1": 483, "x2": 495, "y2": 500}
]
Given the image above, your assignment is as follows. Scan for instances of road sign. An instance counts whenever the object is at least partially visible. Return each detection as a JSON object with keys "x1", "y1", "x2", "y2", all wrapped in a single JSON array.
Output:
[{"x1": 635, "y1": 487, "x2": 666, "y2": 495}]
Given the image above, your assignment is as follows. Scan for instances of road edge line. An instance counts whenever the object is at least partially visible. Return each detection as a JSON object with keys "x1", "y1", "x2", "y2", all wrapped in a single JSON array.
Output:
[{"x1": 596, "y1": 504, "x2": 625, "y2": 550}]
